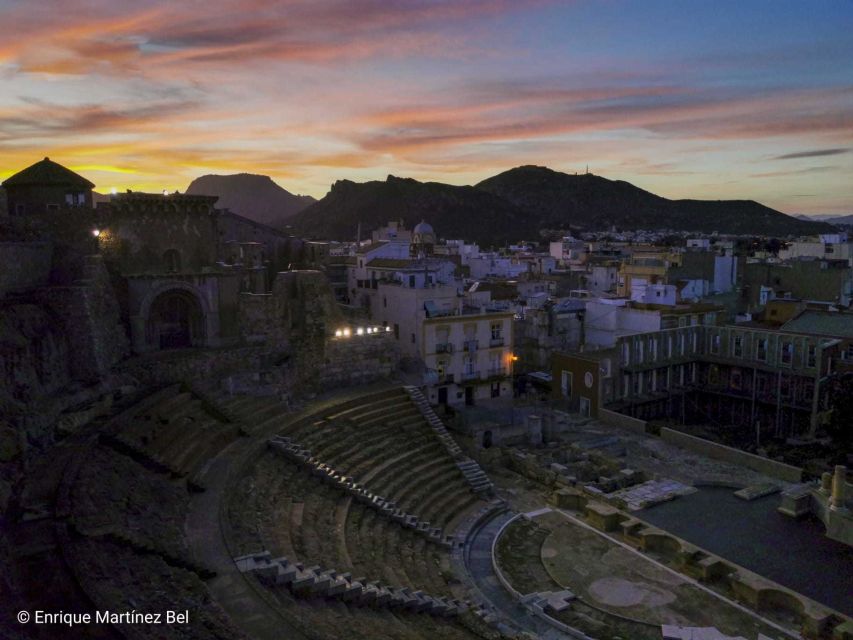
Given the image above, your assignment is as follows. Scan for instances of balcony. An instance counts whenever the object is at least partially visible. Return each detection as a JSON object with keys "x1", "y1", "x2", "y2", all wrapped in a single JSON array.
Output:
[
  {"x1": 464, "y1": 339, "x2": 479, "y2": 352},
  {"x1": 461, "y1": 370, "x2": 481, "y2": 381},
  {"x1": 489, "y1": 337, "x2": 505, "y2": 347},
  {"x1": 487, "y1": 366, "x2": 507, "y2": 378},
  {"x1": 435, "y1": 342, "x2": 453, "y2": 354},
  {"x1": 425, "y1": 370, "x2": 456, "y2": 385}
]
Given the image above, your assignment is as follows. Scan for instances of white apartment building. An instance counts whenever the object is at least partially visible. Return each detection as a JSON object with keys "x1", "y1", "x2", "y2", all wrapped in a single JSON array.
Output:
[
  {"x1": 549, "y1": 236, "x2": 587, "y2": 266},
  {"x1": 422, "y1": 309, "x2": 514, "y2": 406}
]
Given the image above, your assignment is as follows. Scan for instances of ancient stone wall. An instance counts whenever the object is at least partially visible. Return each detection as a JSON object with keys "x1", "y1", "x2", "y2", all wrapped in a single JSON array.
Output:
[
  {"x1": 318, "y1": 334, "x2": 400, "y2": 388},
  {"x1": 39, "y1": 255, "x2": 129, "y2": 383},
  {"x1": 659, "y1": 427, "x2": 803, "y2": 483},
  {"x1": 0, "y1": 241, "x2": 52, "y2": 298},
  {"x1": 98, "y1": 196, "x2": 220, "y2": 274},
  {"x1": 237, "y1": 292, "x2": 274, "y2": 343},
  {"x1": 0, "y1": 301, "x2": 72, "y2": 414},
  {"x1": 218, "y1": 211, "x2": 304, "y2": 273},
  {"x1": 121, "y1": 346, "x2": 268, "y2": 387},
  {"x1": 599, "y1": 408, "x2": 648, "y2": 435}
]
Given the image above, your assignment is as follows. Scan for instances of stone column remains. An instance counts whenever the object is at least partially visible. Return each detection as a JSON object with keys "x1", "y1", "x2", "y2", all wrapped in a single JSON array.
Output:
[
  {"x1": 830, "y1": 465, "x2": 847, "y2": 511},
  {"x1": 820, "y1": 472, "x2": 832, "y2": 496}
]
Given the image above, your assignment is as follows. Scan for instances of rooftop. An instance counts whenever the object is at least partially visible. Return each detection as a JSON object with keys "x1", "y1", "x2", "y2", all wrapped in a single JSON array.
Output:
[
  {"x1": 2, "y1": 157, "x2": 95, "y2": 189},
  {"x1": 780, "y1": 310, "x2": 853, "y2": 339}
]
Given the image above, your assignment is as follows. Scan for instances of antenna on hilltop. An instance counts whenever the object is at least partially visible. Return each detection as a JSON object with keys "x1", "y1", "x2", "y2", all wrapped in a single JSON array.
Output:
[{"x1": 586, "y1": 164, "x2": 589, "y2": 175}]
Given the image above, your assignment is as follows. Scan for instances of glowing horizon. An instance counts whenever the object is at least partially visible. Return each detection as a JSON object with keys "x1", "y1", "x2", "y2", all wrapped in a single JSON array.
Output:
[{"x1": 1, "y1": 1, "x2": 852, "y2": 214}]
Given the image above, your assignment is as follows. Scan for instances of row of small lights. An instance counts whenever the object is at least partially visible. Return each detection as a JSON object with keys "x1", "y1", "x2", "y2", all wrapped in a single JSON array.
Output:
[{"x1": 334, "y1": 326, "x2": 391, "y2": 338}]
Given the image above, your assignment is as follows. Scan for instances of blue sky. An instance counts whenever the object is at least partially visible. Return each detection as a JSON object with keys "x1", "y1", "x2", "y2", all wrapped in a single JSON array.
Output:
[{"x1": 1, "y1": 0, "x2": 851, "y2": 213}]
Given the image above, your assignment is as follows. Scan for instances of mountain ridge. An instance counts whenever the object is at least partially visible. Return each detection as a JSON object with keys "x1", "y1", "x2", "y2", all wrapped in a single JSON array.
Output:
[
  {"x1": 289, "y1": 165, "x2": 834, "y2": 245},
  {"x1": 185, "y1": 173, "x2": 315, "y2": 227}
]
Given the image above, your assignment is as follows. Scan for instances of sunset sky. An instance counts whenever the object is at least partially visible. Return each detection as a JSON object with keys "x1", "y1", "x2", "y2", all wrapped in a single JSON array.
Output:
[{"x1": 1, "y1": 0, "x2": 852, "y2": 214}]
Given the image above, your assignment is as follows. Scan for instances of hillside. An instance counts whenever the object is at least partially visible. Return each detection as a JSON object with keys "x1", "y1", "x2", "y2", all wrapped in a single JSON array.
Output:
[
  {"x1": 824, "y1": 214, "x2": 853, "y2": 225},
  {"x1": 476, "y1": 166, "x2": 834, "y2": 237},
  {"x1": 290, "y1": 166, "x2": 833, "y2": 244},
  {"x1": 185, "y1": 173, "x2": 315, "y2": 227},
  {"x1": 290, "y1": 175, "x2": 529, "y2": 247}
]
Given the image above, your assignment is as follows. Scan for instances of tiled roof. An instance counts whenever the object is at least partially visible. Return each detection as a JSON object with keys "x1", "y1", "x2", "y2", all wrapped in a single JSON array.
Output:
[
  {"x1": 781, "y1": 311, "x2": 853, "y2": 338},
  {"x1": 2, "y1": 157, "x2": 95, "y2": 189}
]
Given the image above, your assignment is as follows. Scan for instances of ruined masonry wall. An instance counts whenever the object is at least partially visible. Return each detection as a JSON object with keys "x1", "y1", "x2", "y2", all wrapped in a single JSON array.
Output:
[
  {"x1": 38, "y1": 255, "x2": 129, "y2": 383},
  {"x1": 0, "y1": 242, "x2": 52, "y2": 298},
  {"x1": 659, "y1": 427, "x2": 803, "y2": 483},
  {"x1": 319, "y1": 335, "x2": 400, "y2": 389}
]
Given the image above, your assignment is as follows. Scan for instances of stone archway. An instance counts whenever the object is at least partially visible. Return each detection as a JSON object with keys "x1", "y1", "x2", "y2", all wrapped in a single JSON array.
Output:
[{"x1": 146, "y1": 288, "x2": 205, "y2": 350}]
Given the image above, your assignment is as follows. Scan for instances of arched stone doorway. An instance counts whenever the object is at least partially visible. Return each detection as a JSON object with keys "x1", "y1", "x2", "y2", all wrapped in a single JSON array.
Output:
[{"x1": 146, "y1": 289, "x2": 205, "y2": 350}]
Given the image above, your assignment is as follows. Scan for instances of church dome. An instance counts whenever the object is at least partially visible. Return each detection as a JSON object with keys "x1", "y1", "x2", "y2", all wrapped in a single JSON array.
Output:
[{"x1": 413, "y1": 220, "x2": 434, "y2": 236}]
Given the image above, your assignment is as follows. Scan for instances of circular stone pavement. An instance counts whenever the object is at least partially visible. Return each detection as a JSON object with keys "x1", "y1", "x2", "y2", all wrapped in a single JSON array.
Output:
[{"x1": 587, "y1": 577, "x2": 676, "y2": 608}]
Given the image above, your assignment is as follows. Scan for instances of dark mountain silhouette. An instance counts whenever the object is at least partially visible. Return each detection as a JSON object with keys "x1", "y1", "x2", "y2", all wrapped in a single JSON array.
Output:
[
  {"x1": 185, "y1": 173, "x2": 315, "y2": 227},
  {"x1": 476, "y1": 166, "x2": 834, "y2": 236},
  {"x1": 290, "y1": 175, "x2": 528, "y2": 247},
  {"x1": 824, "y1": 213, "x2": 853, "y2": 225},
  {"x1": 290, "y1": 166, "x2": 833, "y2": 245}
]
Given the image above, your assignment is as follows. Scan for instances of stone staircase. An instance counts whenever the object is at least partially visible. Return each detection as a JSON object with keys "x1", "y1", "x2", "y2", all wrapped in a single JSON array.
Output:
[
  {"x1": 456, "y1": 458, "x2": 494, "y2": 494},
  {"x1": 268, "y1": 435, "x2": 454, "y2": 547},
  {"x1": 403, "y1": 386, "x2": 494, "y2": 495},
  {"x1": 236, "y1": 551, "x2": 466, "y2": 616}
]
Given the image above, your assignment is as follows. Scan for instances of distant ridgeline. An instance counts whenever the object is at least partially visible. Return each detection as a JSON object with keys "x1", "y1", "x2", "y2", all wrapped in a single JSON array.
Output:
[{"x1": 290, "y1": 166, "x2": 835, "y2": 245}]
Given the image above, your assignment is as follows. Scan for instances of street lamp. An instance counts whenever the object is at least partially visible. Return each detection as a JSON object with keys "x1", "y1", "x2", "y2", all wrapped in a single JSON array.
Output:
[{"x1": 509, "y1": 354, "x2": 519, "y2": 424}]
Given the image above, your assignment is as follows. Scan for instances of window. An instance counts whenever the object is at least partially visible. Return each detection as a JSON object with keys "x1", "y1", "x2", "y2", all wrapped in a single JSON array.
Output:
[
  {"x1": 490, "y1": 322, "x2": 502, "y2": 340},
  {"x1": 711, "y1": 334, "x2": 721, "y2": 355},
  {"x1": 732, "y1": 335, "x2": 743, "y2": 358},
  {"x1": 383, "y1": 296, "x2": 387, "y2": 308},
  {"x1": 561, "y1": 371, "x2": 572, "y2": 398},
  {"x1": 780, "y1": 341, "x2": 793, "y2": 365},
  {"x1": 757, "y1": 337, "x2": 768, "y2": 361},
  {"x1": 394, "y1": 323, "x2": 400, "y2": 339},
  {"x1": 65, "y1": 193, "x2": 74, "y2": 205},
  {"x1": 621, "y1": 342, "x2": 630, "y2": 365},
  {"x1": 807, "y1": 345, "x2": 816, "y2": 368},
  {"x1": 637, "y1": 341, "x2": 644, "y2": 363},
  {"x1": 163, "y1": 249, "x2": 181, "y2": 273},
  {"x1": 411, "y1": 333, "x2": 416, "y2": 344},
  {"x1": 464, "y1": 355, "x2": 476, "y2": 374}
]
